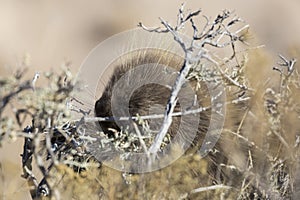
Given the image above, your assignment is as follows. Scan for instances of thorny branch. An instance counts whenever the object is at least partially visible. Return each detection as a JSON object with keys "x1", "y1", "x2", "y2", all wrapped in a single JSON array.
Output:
[{"x1": 138, "y1": 4, "x2": 249, "y2": 155}]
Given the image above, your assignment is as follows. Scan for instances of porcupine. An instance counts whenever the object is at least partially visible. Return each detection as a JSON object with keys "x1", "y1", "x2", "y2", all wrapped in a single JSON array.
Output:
[
  {"x1": 93, "y1": 47, "x2": 252, "y2": 185},
  {"x1": 94, "y1": 48, "x2": 212, "y2": 151}
]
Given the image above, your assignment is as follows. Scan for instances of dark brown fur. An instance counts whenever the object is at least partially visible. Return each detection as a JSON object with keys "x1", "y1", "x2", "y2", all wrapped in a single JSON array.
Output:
[{"x1": 94, "y1": 49, "x2": 212, "y2": 149}]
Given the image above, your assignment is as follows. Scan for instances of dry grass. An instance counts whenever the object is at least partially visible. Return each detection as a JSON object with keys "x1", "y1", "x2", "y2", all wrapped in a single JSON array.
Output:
[{"x1": 0, "y1": 48, "x2": 299, "y2": 200}]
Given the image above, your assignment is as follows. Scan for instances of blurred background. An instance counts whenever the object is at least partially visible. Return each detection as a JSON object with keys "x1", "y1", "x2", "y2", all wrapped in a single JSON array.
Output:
[
  {"x1": 0, "y1": 0, "x2": 299, "y2": 199},
  {"x1": 0, "y1": 0, "x2": 300, "y2": 74}
]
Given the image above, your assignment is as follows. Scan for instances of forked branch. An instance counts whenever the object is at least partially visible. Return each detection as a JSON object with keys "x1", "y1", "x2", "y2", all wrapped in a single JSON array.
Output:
[{"x1": 138, "y1": 4, "x2": 249, "y2": 155}]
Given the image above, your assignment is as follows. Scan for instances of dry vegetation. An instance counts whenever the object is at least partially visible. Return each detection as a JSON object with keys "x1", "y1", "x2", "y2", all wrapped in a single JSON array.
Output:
[{"x1": 1, "y1": 5, "x2": 300, "y2": 200}]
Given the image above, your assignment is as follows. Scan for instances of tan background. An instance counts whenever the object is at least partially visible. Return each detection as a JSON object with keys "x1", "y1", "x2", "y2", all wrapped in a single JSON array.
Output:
[
  {"x1": 0, "y1": 0, "x2": 299, "y2": 199},
  {"x1": 0, "y1": 0, "x2": 299, "y2": 74}
]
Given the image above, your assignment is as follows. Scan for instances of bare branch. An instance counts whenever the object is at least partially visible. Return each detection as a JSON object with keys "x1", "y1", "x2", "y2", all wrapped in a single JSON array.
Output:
[
  {"x1": 190, "y1": 184, "x2": 232, "y2": 194},
  {"x1": 277, "y1": 54, "x2": 297, "y2": 76},
  {"x1": 31, "y1": 72, "x2": 40, "y2": 91},
  {"x1": 137, "y1": 22, "x2": 168, "y2": 33},
  {"x1": 134, "y1": 8, "x2": 248, "y2": 154},
  {"x1": 0, "y1": 80, "x2": 32, "y2": 116},
  {"x1": 132, "y1": 122, "x2": 149, "y2": 154},
  {"x1": 21, "y1": 126, "x2": 39, "y2": 198},
  {"x1": 84, "y1": 106, "x2": 209, "y2": 122}
]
